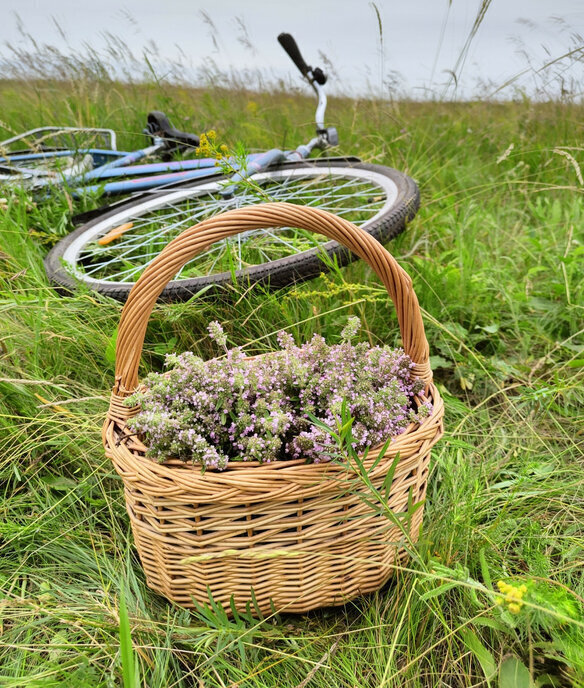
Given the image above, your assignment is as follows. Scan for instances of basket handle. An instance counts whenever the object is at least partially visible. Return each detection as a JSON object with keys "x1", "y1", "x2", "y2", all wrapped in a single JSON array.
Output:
[{"x1": 113, "y1": 202, "x2": 431, "y2": 396}]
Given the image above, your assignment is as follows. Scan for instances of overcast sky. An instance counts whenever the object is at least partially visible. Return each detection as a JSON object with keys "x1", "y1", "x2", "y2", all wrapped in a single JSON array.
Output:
[{"x1": 2, "y1": 1, "x2": 583, "y2": 99}]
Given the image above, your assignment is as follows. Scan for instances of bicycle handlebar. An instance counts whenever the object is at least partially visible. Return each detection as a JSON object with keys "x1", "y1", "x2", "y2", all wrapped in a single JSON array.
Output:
[
  {"x1": 278, "y1": 33, "x2": 310, "y2": 77},
  {"x1": 278, "y1": 33, "x2": 327, "y2": 86}
]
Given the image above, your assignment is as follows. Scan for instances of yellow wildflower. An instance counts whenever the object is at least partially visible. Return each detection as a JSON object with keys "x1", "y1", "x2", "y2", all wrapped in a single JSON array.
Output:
[
  {"x1": 496, "y1": 580, "x2": 528, "y2": 613},
  {"x1": 197, "y1": 133, "x2": 212, "y2": 157}
]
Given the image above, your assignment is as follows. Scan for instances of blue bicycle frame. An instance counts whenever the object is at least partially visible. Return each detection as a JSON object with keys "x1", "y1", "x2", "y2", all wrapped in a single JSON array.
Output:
[
  {"x1": 74, "y1": 148, "x2": 314, "y2": 197},
  {"x1": 0, "y1": 136, "x2": 319, "y2": 198}
]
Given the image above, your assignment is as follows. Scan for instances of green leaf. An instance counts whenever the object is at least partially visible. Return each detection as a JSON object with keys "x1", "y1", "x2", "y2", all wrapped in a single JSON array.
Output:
[
  {"x1": 358, "y1": 495, "x2": 382, "y2": 512},
  {"x1": 480, "y1": 323, "x2": 499, "y2": 334},
  {"x1": 420, "y1": 582, "x2": 457, "y2": 600},
  {"x1": 105, "y1": 327, "x2": 118, "y2": 365},
  {"x1": 499, "y1": 656, "x2": 532, "y2": 688},
  {"x1": 381, "y1": 452, "x2": 401, "y2": 498},
  {"x1": 41, "y1": 475, "x2": 77, "y2": 491},
  {"x1": 229, "y1": 595, "x2": 242, "y2": 624},
  {"x1": 206, "y1": 585, "x2": 228, "y2": 622},
  {"x1": 306, "y1": 412, "x2": 341, "y2": 446},
  {"x1": 534, "y1": 674, "x2": 562, "y2": 688},
  {"x1": 461, "y1": 629, "x2": 496, "y2": 683},
  {"x1": 118, "y1": 590, "x2": 137, "y2": 688},
  {"x1": 472, "y1": 617, "x2": 509, "y2": 633},
  {"x1": 430, "y1": 354, "x2": 452, "y2": 369},
  {"x1": 153, "y1": 336, "x2": 177, "y2": 356},
  {"x1": 479, "y1": 547, "x2": 492, "y2": 589},
  {"x1": 249, "y1": 586, "x2": 265, "y2": 621}
]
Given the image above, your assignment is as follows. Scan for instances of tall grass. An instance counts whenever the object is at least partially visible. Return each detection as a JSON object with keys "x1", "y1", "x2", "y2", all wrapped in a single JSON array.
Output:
[{"x1": 1, "y1": 20, "x2": 584, "y2": 688}]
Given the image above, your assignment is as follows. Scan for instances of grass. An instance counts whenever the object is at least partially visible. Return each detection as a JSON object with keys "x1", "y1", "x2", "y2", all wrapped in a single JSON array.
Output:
[{"x1": 1, "y1": 71, "x2": 584, "y2": 687}]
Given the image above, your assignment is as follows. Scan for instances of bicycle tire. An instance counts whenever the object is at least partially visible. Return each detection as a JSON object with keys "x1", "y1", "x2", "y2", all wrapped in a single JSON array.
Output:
[{"x1": 45, "y1": 160, "x2": 419, "y2": 302}]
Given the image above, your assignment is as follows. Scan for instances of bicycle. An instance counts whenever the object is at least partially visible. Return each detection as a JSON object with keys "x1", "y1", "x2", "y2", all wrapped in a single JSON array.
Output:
[
  {"x1": 0, "y1": 114, "x2": 225, "y2": 196},
  {"x1": 44, "y1": 33, "x2": 420, "y2": 303}
]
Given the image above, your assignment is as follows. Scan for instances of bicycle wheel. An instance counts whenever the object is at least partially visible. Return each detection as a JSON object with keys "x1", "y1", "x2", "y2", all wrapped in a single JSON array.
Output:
[{"x1": 45, "y1": 160, "x2": 419, "y2": 302}]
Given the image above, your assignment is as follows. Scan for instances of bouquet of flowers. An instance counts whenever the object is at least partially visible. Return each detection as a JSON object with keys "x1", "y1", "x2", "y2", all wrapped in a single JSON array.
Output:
[{"x1": 126, "y1": 317, "x2": 432, "y2": 470}]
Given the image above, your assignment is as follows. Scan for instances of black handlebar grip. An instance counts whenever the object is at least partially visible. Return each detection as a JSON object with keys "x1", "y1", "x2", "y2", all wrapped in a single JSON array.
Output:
[{"x1": 278, "y1": 33, "x2": 310, "y2": 77}]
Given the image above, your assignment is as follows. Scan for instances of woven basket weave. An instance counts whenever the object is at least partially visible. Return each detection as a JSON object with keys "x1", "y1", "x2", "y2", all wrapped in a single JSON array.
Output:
[{"x1": 103, "y1": 202, "x2": 444, "y2": 615}]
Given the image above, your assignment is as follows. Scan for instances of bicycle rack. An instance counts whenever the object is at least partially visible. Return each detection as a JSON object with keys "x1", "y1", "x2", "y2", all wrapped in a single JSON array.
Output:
[{"x1": 0, "y1": 127, "x2": 117, "y2": 153}]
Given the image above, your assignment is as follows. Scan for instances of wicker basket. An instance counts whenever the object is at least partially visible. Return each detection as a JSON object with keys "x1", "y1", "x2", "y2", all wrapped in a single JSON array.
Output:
[{"x1": 104, "y1": 202, "x2": 444, "y2": 615}]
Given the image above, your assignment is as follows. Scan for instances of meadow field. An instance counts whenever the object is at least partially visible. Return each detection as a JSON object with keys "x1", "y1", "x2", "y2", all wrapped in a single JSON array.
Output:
[{"x1": 1, "y1": 74, "x2": 583, "y2": 686}]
